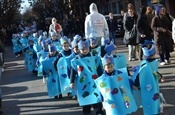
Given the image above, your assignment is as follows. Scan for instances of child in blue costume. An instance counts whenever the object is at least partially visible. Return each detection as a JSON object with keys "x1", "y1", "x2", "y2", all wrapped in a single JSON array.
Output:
[
  {"x1": 70, "y1": 38, "x2": 104, "y2": 115},
  {"x1": 89, "y1": 37, "x2": 101, "y2": 55},
  {"x1": 11, "y1": 34, "x2": 23, "y2": 57},
  {"x1": 42, "y1": 45, "x2": 62, "y2": 99},
  {"x1": 53, "y1": 36, "x2": 74, "y2": 98},
  {"x1": 37, "y1": 40, "x2": 49, "y2": 77},
  {"x1": 33, "y1": 32, "x2": 42, "y2": 53},
  {"x1": 50, "y1": 31, "x2": 62, "y2": 52},
  {"x1": 101, "y1": 37, "x2": 127, "y2": 70},
  {"x1": 95, "y1": 54, "x2": 138, "y2": 115},
  {"x1": 132, "y1": 40, "x2": 164, "y2": 115},
  {"x1": 23, "y1": 38, "x2": 37, "y2": 73}
]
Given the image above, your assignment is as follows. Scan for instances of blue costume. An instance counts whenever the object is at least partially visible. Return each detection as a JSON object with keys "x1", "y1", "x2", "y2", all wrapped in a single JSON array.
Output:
[
  {"x1": 95, "y1": 55, "x2": 137, "y2": 115},
  {"x1": 132, "y1": 40, "x2": 161, "y2": 115},
  {"x1": 42, "y1": 46, "x2": 61, "y2": 97}
]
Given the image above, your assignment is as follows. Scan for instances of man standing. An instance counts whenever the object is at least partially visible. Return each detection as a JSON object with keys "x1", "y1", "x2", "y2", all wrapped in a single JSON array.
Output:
[
  {"x1": 85, "y1": 3, "x2": 109, "y2": 45},
  {"x1": 107, "y1": 13, "x2": 117, "y2": 44}
]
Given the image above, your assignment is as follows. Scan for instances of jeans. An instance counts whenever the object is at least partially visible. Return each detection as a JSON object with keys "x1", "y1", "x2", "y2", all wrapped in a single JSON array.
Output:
[{"x1": 109, "y1": 31, "x2": 116, "y2": 43}]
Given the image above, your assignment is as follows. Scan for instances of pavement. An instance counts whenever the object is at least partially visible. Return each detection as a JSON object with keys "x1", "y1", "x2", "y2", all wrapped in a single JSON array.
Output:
[{"x1": 1, "y1": 38, "x2": 175, "y2": 115}]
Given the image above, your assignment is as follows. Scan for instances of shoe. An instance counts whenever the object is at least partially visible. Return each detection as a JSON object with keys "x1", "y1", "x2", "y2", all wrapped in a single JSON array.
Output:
[
  {"x1": 67, "y1": 92, "x2": 72, "y2": 97},
  {"x1": 59, "y1": 94, "x2": 62, "y2": 99},
  {"x1": 54, "y1": 96, "x2": 58, "y2": 99},
  {"x1": 133, "y1": 58, "x2": 138, "y2": 61},
  {"x1": 72, "y1": 96, "x2": 77, "y2": 100},
  {"x1": 160, "y1": 62, "x2": 166, "y2": 66},
  {"x1": 165, "y1": 60, "x2": 171, "y2": 64},
  {"x1": 128, "y1": 58, "x2": 132, "y2": 61}
]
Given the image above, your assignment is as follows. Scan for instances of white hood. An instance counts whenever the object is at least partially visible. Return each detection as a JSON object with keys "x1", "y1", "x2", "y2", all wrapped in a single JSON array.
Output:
[{"x1": 89, "y1": 3, "x2": 98, "y2": 14}]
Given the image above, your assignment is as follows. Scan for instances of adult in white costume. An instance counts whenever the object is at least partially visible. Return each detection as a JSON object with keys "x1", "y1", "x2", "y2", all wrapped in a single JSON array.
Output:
[{"x1": 85, "y1": 3, "x2": 109, "y2": 46}]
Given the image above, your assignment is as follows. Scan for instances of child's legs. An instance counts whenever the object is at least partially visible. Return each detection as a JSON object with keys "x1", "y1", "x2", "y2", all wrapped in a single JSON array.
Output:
[
  {"x1": 83, "y1": 105, "x2": 91, "y2": 114},
  {"x1": 92, "y1": 102, "x2": 103, "y2": 114}
]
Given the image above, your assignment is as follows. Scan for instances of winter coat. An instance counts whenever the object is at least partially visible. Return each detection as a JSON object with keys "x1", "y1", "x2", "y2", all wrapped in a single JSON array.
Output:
[
  {"x1": 151, "y1": 15, "x2": 174, "y2": 54},
  {"x1": 85, "y1": 3, "x2": 109, "y2": 39},
  {"x1": 123, "y1": 12, "x2": 138, "y2": 45},
  {"x1": 136, "y1": 6, "x2": 153, "y2": 44}
]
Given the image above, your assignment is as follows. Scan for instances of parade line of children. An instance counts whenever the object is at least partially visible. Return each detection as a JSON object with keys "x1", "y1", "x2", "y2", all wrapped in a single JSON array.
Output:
[{"x1": 11, "y1": 30, "x2": 166, "y2": 115}]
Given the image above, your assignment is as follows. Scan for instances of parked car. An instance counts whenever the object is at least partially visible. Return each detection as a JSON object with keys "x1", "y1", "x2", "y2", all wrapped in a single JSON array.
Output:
[{"x1": 104, "y1": 14, "x2": 124, "y2": 37}]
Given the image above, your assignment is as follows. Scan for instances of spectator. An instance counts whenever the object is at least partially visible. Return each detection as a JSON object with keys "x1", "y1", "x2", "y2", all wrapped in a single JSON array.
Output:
[
  {"x1": 151, "y1": 5, "x2": 174, "y2": 65},
  {"x1": 85, "y1": 3, "x2": 109, "y2": 46},
  {"x1": 123, "y1": 3, "x2": 138, "y2": 61},
  {"x1": 137, "y1": 6, "x2": 153, "y2": 61},
  {"x1": 107, "y1": 13, "x2": 118, "y2": 44},
  {"x1": 49, "y1": 18, "x2": 62, "y2": 39}
]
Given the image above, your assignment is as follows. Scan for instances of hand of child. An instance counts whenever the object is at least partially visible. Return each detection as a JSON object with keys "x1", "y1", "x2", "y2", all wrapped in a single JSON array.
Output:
[
  {"x1": 43, "y1": 77, "x2": 46, "y2": 84},
  {"x1": 70, "y1": 83, "x2": 75, "y2": 89}
]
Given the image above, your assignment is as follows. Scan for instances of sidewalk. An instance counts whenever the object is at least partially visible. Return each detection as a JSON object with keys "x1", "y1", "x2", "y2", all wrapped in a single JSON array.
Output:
[{"x1": 1, "y1": 39, "x2": 175, "y2": 115}]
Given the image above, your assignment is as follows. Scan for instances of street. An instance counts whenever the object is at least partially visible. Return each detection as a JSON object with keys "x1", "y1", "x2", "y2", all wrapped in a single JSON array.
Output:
[{"x1": 1, "y1": 38, "x2": 175, "y2": 115}]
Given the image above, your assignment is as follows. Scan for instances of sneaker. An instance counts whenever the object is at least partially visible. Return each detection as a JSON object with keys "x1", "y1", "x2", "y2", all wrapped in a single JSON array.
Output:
[
  {"x1": 165, "y1": 60, "x2": 171, "y2": 64},
  {"x1": 72, "y1": 95, "x2": 77, "y2": 100},
  {"x1": 128, "y1": 58, "x2": 132, "y2": 61},
  {"x1": 160, "y1": 62, "x2": 166, "y2": 66},
  {"x1": 133, "y1": 58, "x2": 138, "y2": 61}
]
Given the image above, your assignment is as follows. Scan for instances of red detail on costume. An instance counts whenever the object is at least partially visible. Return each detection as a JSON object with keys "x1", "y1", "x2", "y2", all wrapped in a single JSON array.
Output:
[
  {"x1": 78, "y1": 66, "x2": 84, "y2": 72},
  {"x1": 92, "y1": 74, "x2": 98, "y2": 79}
]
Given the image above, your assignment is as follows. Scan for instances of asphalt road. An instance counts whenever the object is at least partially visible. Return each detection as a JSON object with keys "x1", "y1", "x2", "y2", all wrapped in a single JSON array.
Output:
[{"x1": 1, "y1": 39, "x2": 175, "y2": 115}]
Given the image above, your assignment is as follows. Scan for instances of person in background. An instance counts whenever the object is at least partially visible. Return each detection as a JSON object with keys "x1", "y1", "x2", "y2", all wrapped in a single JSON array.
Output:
[
  {"x1": 146, "y1": 6, "x2": 154, "y2": 38},
  {"x1": 137, "y1": 6, "x2": 153, "y2": 61},
  {"x1": 107, "y1": 13, "x2": 118, "y2": 44},
  {"x1": 123, "y1": 3, "x2": 138, "y2": 61},
  {"x1": 49, "y1": 18, "x2": 62, "y2": 39},
  {"x1": 151, "y1": 5, "x2": 174, "y2": 66},
  {"x1": 85, "y1": 3, "x2": 109, "y2": 46}
]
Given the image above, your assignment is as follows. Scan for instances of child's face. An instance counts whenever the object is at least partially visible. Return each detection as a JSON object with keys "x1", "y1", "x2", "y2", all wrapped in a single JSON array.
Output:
[
  {"x1": 49, "y1": 51, "x2": 56, "y2": 56},
  {"x1": 104, "y1": 63, "x2": 114, "y2": 73},
  {"x1": 80, "y1": 47, "x2": 89, "y2": 55},
  {"x1": 62, "y1": 42, "x2": 70, "y2": 51},
  {"x1": 73, "y1": 46, "x2": 80, "y2": 54},
  {"x1": 51, "y1": 35, "x2": 57, "y2": 40}
]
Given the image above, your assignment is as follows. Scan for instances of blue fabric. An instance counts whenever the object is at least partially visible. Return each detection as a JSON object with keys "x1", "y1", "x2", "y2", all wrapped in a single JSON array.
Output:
[
  {"x1": 113, "y1": 53, "x2": 127, "y2": 69},
  {"x1": 78, "y1": 39, "x2": 89, "y2": 50},
  {"x1": 154, "y1": 5, "x2": 163, "y2": 17},
  {"x1": 37, "y1": 50, "x2": 48, "y2": 77},
  {"x1": 42, "y1": 57, "x2": 61, "y2": 98},
  {"x1": 12, "y1": 38, "x2": 22, "y2": 53},
  {"x1": 19, "y1": 37, "x2": 28, "y2": 50},
  {"x1": 57, "y1": 50, "x2": 75, "y2": 94},
  {"x1": 71, "y1": 54, "x2": 101, "y2": 106},
  {"x1": 133, "y1": 59, "x2": 160, "y2": 114},
  {"x1": 60, "y1": 36, "x2": 69, "y2": 45},
  {"x1": 95, "y1": 68, "x2": 138, "y2": 115},
  {"x1": 104, "y1": 42, "x2": 115, "y2": 54},
  {"x1": 102, "y1": 54, "x2": 114, "y2": 66}
]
